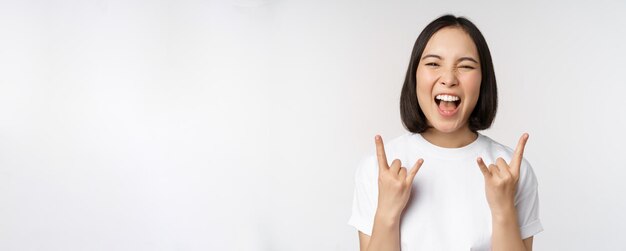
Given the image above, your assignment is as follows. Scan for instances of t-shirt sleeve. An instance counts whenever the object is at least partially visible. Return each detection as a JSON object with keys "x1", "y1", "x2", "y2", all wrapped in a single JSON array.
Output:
[
  {"x1": 347, "y1": 155, "x2": 378, "y2": 236},
  {"x1": 515, "y1": 159, "x2": 544, "y2": 239}
]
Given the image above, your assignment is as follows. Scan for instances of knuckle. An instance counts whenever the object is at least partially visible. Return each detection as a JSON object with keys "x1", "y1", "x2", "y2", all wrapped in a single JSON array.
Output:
[{"x1": 497, "y1": 158, "x2": 507, "y2": 165}]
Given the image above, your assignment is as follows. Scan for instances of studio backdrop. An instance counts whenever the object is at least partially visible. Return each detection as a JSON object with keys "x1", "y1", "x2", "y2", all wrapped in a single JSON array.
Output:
[{"x1": 1, "y1": 0, "x2": 625, "y2": 250}]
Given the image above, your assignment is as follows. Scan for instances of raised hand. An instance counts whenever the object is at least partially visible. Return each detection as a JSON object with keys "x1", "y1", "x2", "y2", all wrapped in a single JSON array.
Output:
[
  {"x1": 477, "y1": 133, "x2": 529, "y2": 216},
  {"x1": 374, "y1": 135, "x2": 424, "y2": 220}
]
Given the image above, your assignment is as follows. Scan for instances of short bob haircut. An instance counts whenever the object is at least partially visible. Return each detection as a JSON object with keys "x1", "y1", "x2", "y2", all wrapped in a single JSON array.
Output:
[{"x1": 400, "y1": 15, "x2": 498, "y2": 133}]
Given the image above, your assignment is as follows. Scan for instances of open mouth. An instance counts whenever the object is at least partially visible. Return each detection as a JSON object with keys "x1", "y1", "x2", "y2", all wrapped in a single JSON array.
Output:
[{"x1": 434, "y1": 94, "x2": 461, "y2": 114}]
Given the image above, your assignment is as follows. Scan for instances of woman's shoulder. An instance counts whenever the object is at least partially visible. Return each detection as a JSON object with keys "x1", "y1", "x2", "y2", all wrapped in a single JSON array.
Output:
[{"x1": 478, "y1": 133, "x2": 517, "y2": 158}]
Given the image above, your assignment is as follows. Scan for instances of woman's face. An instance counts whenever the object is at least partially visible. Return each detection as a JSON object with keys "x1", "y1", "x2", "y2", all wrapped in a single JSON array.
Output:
[{"x1": 416, "y1": 26, "x2": 482, "y2": 134}]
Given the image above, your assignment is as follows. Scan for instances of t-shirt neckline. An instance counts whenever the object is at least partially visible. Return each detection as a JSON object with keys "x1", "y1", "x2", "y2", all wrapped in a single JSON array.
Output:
[{"x1": 411, "y1": 132, "x2": 486, "y2": 159}]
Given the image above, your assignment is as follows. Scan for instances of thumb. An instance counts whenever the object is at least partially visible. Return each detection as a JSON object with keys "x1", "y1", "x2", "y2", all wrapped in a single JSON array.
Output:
[{"x1": 407, "y1": 158, "x2": 424, "y2": 183}]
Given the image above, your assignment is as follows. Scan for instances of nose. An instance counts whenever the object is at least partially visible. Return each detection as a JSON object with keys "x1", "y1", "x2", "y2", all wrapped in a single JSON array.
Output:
[{"x1": 439, "y1": 68, "x2": 458, "y2": 87}]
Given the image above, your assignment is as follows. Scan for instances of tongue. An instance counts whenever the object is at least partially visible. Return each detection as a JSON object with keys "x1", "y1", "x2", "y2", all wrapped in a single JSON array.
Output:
[{"x1": 438, "y1": 101, "x2": 457, "y2": 112}]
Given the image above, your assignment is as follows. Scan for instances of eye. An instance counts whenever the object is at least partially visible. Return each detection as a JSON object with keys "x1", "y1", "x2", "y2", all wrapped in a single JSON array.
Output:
[
  {"x1": 425, "y1": 62, "x2": 439, "y2": 67},
  {"x1": 459, "y1": 65, "x2": 475, "y2": 69}
]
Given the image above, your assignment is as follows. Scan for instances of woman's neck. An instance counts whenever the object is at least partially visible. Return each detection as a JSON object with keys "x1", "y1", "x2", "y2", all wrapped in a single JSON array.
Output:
[{"x1": 421, "y1": 126, "x2": 478, "y2": 148}]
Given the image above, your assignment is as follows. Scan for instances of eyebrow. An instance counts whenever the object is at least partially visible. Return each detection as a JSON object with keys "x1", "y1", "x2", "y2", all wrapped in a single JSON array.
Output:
[
  {"x1": 458, "y1": 56, "x2": 479, "y2": 64},
  {"x1": 421, "y1": 54, "x2": 479, "y2": 64},
  {"x1": 421, "y1": 54, "x2": 442, "y2": 60}
]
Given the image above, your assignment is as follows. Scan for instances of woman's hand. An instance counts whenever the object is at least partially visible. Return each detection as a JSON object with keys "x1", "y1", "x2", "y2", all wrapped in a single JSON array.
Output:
[
  {"x1": 374, "y1": 135, "x2": 424, "y2": 220},
  {"x1": 477, "y1": 133, "x2": 529, "y2": 216}
]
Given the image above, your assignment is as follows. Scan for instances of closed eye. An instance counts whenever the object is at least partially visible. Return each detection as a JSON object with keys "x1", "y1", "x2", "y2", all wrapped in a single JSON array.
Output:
[
  {"x1": 425, "y1": 62, "x2": 439, "y2": 67},
  {"x1": 460, "y1": 65, "x2": 475, "y2": 69}
]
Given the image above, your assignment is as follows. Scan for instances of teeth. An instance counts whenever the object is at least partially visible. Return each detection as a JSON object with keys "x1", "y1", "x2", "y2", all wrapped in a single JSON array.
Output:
[{"x1": 436, "y1": 94, "x2": 460, "y2": 102}]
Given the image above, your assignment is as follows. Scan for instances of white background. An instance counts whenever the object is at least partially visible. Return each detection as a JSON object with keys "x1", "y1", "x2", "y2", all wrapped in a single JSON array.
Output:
[{"x1": 1, "y1": 0, "x2": 625, "y2": 250}]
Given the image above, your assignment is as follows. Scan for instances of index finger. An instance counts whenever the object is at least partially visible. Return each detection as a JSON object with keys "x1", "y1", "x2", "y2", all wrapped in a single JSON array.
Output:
[
  {"x1": 510, "y1": 133, "x2": 529, "y2": 171},
  {"x1": 375, "y1": 135, "x2": 389, "y2": 170}
]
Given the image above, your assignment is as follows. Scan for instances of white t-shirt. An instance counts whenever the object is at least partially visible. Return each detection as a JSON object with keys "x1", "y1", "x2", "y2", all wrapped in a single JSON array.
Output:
[{"x1": 348, "y1": 132, "x2": 543, "y2": 250}]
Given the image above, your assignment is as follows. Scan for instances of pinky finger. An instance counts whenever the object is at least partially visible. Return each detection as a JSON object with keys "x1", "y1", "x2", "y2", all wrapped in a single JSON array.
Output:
[
  {"x1": 477, "y1": 157, "x2": 491, "y2": 177},
  {"x1": 407, "y1": 158, "x2": 424, "y2": 183}
]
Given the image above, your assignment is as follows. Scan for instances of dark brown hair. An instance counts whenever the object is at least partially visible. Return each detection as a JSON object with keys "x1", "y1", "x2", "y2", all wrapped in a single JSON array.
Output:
[{"x1": 400, "y1": 15, "x2": 497, "y2": 133}]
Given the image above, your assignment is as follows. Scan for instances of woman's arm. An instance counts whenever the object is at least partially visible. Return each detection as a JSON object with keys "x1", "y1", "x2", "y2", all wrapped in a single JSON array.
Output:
[
  {"x1": 360, "y1": 212, "x2": 534, "y2": 251},
  {"x1": 358, "y1": 213, "x2": 401, "y2": 251},
  {"x1": 477, "y1": 134, "x2": 534, "y2": 251},
  {"x1": 358, "y1": 135, "x2": 424, "y2": 251},
  {"x1": 523, "y1": 237, "x2": 534, "y2": 250},
  {"x1": 359, "y1": 212, "x2": 400, "y2": 251},
  {"x1": 491, "y1": 207, "x2": 533, "y2": 251}
]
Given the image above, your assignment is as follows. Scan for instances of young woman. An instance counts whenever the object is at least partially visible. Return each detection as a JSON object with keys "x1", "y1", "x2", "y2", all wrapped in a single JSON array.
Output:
[{"x1": 348, "y1": 15, "x2": 543, "y2": 251}]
